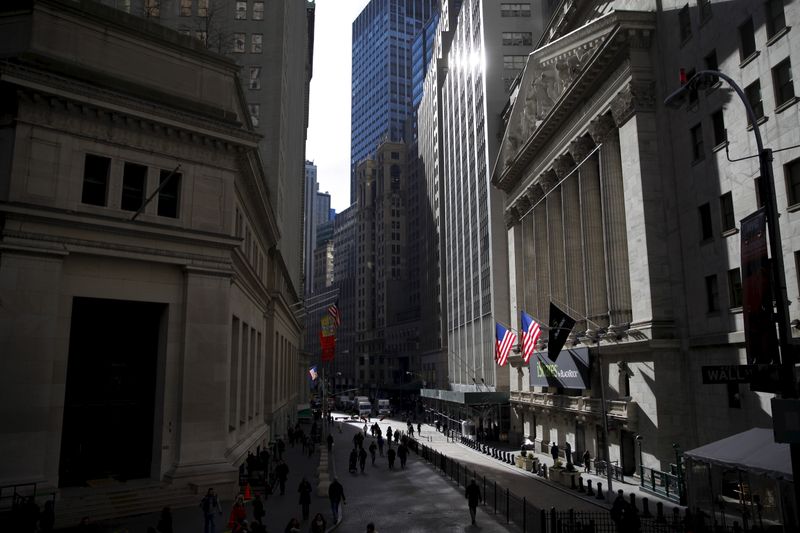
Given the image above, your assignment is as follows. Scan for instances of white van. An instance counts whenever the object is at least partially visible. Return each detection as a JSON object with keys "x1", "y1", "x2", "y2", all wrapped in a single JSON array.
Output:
[
  {"x1": 377, "y1": 399, "x2": 391, "y2": 416},
  {"x1": 358, "y1": 401, "x2": 372, "y2": 417}
]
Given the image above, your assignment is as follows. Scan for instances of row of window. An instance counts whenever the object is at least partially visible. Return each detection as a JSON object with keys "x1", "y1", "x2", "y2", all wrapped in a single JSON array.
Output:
[
  {"x1": 704, "y1": 268, "x2": 742, "y2": 313},
  {"x1": 81, "y1": 154, "x2": 180, "y2": 218},
  {"x1": 678, "y1": 0, "x2": 786, "y2": 50},
  {"x1": 140, "y1": 0, "x2": 266, "y2": 21},
  {"x1": 502, "y1": 32, "x2": 533, "y2": 46},
  {"x1": 500, "y1": 3, "x2": 531, "y2": 17},
  {"x1": 688, "y1": 57, "x2": 795, "y2": 163}
]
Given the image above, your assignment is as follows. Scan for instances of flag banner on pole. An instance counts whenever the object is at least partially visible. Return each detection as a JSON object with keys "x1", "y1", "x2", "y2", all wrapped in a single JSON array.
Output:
[
  {"x1": 308, "y1": 366, "x2": 318, "y2": 381},
  {"x1": 328, "y1": 299, "x2": 341, "y2": 327},
  {"x1": 495, "y1": 322, "x2": 517, "y2": 367},
  {"x1": 320, "y1": 314, "x2": 336, "y2": 337},
  {"x1": 319, "y1": 332, "x2": 335, "y2": 361},
  {"x1": 740, "y1": 210, "x2": 780, "y2": 367},
  {"x1": 521, "y1": 311, "x2": 542, "y2": 363},
  {"x1": 548, "y1": 302, "x2": 575, "y2": 361},
  {"x1": 530, "y1": 348, "x2": 591, "y2": 389}
]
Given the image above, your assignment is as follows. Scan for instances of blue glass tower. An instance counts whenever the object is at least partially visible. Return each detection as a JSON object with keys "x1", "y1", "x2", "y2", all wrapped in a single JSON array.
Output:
[{"x1": 350, "y1": 0, "x2": 438, "y2": 204}]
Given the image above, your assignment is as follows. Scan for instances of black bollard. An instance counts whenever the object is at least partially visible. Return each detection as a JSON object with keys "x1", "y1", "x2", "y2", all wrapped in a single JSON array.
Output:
[
  {"x1": 578, "y1": 477, "x2": 585, "y2": 492},
  {"x1": 629, "y1": 493, "x2": 636, "y2": 511},
  {"x1": 510, "y1": 454, "x2": 515, "y2": 464},
  {"x1": 570, "y1": 473, "x2": 576, "y2": 490},
  {"x1": 586, "y1": 479, "x2": 594, "y2": 496},
  {"x1": 595, "y1": 482, "x2": 604, "y2": 500},
  {"x1": 672, "y1": 507, "x2": 680, "y2": 525},
  {"x1": 641, "y1": 498, "x2": 651, "y2": 517},
  {"x1": 542, "y1": 464, "x2": 548, "y2": 478},
  {"x1": 656, "y1": 502, "x2": 664, "y2": 522}
]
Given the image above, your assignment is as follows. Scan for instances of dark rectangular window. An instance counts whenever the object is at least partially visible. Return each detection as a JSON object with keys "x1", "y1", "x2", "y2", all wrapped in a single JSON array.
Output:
[
  {"x1": 698, "y1": 0, "x2": 712, "y2": 22},
  {"x1": 728, "y1": 268, "x2": 743, "y2": 308},
  {"x1": 773, "y1": 58, "x2": 795, "y2": 106},
  {"x1": 699, "y1": 203, "x2": 713, "y2": 241},
  {"x1": 745, "y1": 81, "x2": 764, "y2": 122},
  {"x1": 785, "y1": 159, "x2": 800, "y2": 207},
  {"x1": 706, "y1": 274, "x2": 719, "y2": 312},
  {"x1": 121, "y1": 162, "x2": 147, "y2": 212},
  {"x1": 691, "y1": 123, "x2": 704, "y2": 162},
  {"x1": 679, "y1": 4, "x2": 692, "y2": 42},
  {"x1": 720, "y1": 192, "x2": 735, "y2": 232},
  {"x1": 157, "y1": 169, "x2": 181, "y2": 218},
  {"x1": 712, "y1": 109, "x2": 726, "y2": 146},
  {"x1": 739, "y1": 18, "x2": 757, "y2": 60},
  {"x1": 705, "y1": 49, "x2": 718, "y2": 71},
  {"x1": 81, "y1": 154, "x2": 110, "y2": 206},
  {"x1": 766, "y1": 0, "x2": 786, "y2": 39}
]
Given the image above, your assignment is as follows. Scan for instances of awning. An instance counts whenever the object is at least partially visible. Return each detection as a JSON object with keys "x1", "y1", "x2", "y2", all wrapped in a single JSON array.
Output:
[{"x1": 683, "y1": 428, "x2": 792, "y2": 481}]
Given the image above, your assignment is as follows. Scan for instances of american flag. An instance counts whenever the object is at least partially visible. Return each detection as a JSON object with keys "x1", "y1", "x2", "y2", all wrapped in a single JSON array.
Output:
[
  {"x1": 328, "y1": 300, "x2": 340, "y2": 326},
  {"x1": 495, "y1": 322, "x2": 517, "y2": 367},
  {"x1": 308, "y1": 366, "x2": 318, "y2": 381},
  {"x1": 521, "y1": 311, "x2": 542, "y2": 363}
]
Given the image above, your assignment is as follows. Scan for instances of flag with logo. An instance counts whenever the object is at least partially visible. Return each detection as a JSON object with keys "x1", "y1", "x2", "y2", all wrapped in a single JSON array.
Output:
[
  {"x1": 520, "y1": 311, "x2": 542, "y2": 363},
  {"x1": 495, "y1": 322, "x2": 517, "y2": 367}
]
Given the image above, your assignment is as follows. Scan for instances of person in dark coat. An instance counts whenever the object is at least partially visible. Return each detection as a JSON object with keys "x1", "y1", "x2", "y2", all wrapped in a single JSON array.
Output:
[
  {"x1": 368, "y1": 441, "x2": 377, "y2": 465},
  {"x1": 397, "y1": 443, "x2": 408, "y2": 469},
  {"x1": 298, "y1": 477, "x2": 313, "y2": 520},
  {"x1": 200, "y1": 488, "x2": 222, "y2": 533},
  {"x1": 349, "y1": 449, "x2": 358, "y2": 473},
  {"x1": 358, "y1": 447, "x2": 368, "y2": 473},
  {"x1": 310, "y1": 513, "x2": 327, "y2": 533},
  {"x1": 275, "y1": 460, "x2": 290, "y2": 495},
  {"x1": 394, "y1": 429, "x2": 400, "y2": 443},
  {"x1": 417, "y1": 422, "x2": 421, "y2": 435},
  {"x1": 252, "y1": 494, "x2": 265, "y2": 524},
  {"x1": 387, "y1": 448, "x2": 396, "y2": 470},
  {"x1": 550, "y1": 442, "x2": 559, "y2": 463},
  {"x1": 465, "y1": 479, "x2": 481, "y2": 525},
  {"x1": 327, "y1": 433, "x2": 334, "y2": 452},
  {"x1": 386, "y1": 426, "x2": 393, "y2": 444},
  {"x1": 582, "y1": 450, "x2": 591, "y2": 473},
  {"x1": 328, "y1": 478, "x2": 346, "y2": 523},
  {"x1": 157, "y1": 506, "x2": 173, "y2": 533},
  {"x1": 377, "y1": 435, "x2": 384, "y2": 456}
]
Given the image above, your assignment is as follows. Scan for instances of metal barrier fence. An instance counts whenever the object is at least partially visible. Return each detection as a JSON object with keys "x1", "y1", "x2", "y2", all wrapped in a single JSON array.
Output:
[
  {"x1": 410, "y1": 439, "x2": 754, "y2": 533},
  {"x1": 640, "y1": 466, "x2": 681, "y2": 503}
]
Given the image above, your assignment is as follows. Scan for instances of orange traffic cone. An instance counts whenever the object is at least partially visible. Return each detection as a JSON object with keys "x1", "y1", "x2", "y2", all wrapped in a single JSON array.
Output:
[{"x1": 244, "y1": 482, "x2": 252, "y2": 501}]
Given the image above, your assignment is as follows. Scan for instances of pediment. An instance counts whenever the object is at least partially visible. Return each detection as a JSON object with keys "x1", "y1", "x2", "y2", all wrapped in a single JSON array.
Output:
[{"x1": 492, "y1": 9, "x2": 656, "y2": 193}]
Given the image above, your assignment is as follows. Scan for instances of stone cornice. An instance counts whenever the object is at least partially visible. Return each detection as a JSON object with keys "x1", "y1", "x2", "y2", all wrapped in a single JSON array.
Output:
[
  {"x1": 4, "y1": 63, "x2": 260, "y2": 149},
  {"x1": 609, "y1": 80, "x2": 656, "y2": 127}
]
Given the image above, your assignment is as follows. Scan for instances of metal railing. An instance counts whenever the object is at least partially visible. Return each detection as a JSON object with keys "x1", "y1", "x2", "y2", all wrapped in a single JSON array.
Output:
[{"x1": 640, "y1": 466, "x2": 682, "y2": 503}]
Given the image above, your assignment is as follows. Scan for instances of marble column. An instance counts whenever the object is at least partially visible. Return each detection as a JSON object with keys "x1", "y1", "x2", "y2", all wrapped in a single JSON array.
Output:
[
  {"x1": 576, "y1": 137, "x2": 609, "y2": 329},
  {"x1": 589, "y1": 114, "x2": 633, "y2": 327},
  {"x1": 533, "y1": 188, "x2": 550, "y2": 324},
  {"x1": 525, "y1": 184, "x2": 545, "y2": 319},
  {"x1": 565, "y1": 138, "x2": 594, "y2": 333},
  {"x1": 543, "y1": 167, "x2": 567, "y2": 311}
]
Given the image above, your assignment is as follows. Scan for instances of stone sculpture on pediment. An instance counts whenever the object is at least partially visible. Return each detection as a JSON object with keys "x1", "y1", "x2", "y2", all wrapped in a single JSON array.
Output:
[
  {"x1": 552, "y1": 154, "x2": 576, "y2": 179},
  {"x1": 568, "y1": 135, "x2": 595, "y2": 163},
  {"x1": 526, "y1": 183, "x2": 544, "y2": 206},
  {"x1": 539, "y1": 169, "x2": 559, "y2": 192}
]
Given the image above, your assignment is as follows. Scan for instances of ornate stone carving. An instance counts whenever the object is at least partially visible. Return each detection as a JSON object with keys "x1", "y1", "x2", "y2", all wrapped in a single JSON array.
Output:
[
  {"x1": 568, "y1": 135, "x2": 595, "y2": 163},
  {"x1": 587, "y1": 113, "x2": 616, "y2": 145},
  {"x1": 515, "y1": 194, "x2": 532, "y2": 214},
  {"x1": 526, "y1": 183, "x2": 545, "y2": 205},
  {"x1": 539, "y1": 169, "x2": 559, "y2": 192},
  {"x1": 609, "y1": 81, "x2": 656, "y2": 126},
  {"x1": 504, "y1": 207, "x2": 520, "y2": 228},
  {"x1": 552, "y1": 154, "x2": 576, "y2": 179}
]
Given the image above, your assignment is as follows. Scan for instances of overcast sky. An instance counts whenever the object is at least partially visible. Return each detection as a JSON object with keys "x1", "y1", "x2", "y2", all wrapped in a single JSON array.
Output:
[{"x1": 306, "y1": 0, "x2": 371, "y2": 213}]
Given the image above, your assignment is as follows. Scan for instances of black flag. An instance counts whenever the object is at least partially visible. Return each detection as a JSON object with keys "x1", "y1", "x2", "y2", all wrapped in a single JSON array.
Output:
[{"x1": 548, "y1": 302, "x2": 576, "y2": 360}]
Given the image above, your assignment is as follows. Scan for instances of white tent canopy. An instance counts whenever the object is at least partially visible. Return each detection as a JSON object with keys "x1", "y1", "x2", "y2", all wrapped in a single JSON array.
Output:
[{"x1": 684, "y1": 427, "x2": 792, "y2": 481}]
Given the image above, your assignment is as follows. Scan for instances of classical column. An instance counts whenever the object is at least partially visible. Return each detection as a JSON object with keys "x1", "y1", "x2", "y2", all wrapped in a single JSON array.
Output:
[
  {"x1": 533, "y1": 180, "x2": 550, "y2": 323},
  {"x1": 589, "y1": 114, "x2": 633, "y2": 327},
  {"x1": 544, "y1": 164, "x2": 569, "y2": 312},
  {"x1": 525, "y1": 184, "x2": 545, "y2": 319},
  {"x1": 564, "y1": 138, "x2": 593, "y2": 333},
  {"x1": 576, "y1": 134, "x2": 608, "y2": 329}
]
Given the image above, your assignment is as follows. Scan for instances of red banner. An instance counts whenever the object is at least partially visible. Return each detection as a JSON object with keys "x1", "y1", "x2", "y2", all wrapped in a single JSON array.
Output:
[{"x1": 319, "y1": 332, "x2": 335, "y2": 361}]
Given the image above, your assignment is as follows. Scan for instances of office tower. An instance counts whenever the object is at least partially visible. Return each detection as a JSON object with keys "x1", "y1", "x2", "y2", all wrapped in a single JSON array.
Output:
[
  {"x1": 350, "y1": 0, "x2": 438, "y2": 203},
  {"x1": 304, "y1": 160, "x2": 318, "y2": 293}
]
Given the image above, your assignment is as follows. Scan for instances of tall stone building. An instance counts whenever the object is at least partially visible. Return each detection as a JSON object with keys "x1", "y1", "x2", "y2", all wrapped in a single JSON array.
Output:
[
  {"x1": 0, "y1": 0, "x2": 307, "y2": 515},
  {"x1": 495, "y1": 0, "x2": 798, "y2": 519},
  {"x1": 332, "y1": 204, "x2": 358, "y2": 392},
  {"x1": 418, "y1": 0, "x2": 550, "y2": 434}
]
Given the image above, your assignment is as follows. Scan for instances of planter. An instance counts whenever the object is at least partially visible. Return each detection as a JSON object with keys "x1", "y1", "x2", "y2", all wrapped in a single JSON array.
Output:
[{"x1": 515, "y1": 456, "x2": 525, "y2": 469}]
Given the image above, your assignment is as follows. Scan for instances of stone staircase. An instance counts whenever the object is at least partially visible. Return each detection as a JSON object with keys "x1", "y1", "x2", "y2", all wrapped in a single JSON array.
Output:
[{"x1": 54, "y1": 481, "x2": 200, "y2": 529}]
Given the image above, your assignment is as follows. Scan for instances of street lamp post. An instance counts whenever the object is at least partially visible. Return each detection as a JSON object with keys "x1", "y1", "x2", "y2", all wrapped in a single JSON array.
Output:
[
  {"x1": 665, "y1": 69, "x2": 799, "y2": 518},
  {"x1": 636, "y1": 435, "x2": 644, "y2": 487}
]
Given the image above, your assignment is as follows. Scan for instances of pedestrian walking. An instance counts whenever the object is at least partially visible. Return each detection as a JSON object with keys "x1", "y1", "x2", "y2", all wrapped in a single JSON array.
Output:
[
  {"x1": 157, "y1": 506, "x2": 173, "y2": 533},
  {"x1": 358, "y1": 446, "x2": 367, "y2": 472},
  {"x1": 465, "y1": 479, "x2": 481, "y2": 525},
  {"x1": 377, "y1": 435, "x2": 384, "y2": 456},
  {"x1": 228, "y1": 495, "x2": 246, "y2": 530},
  {"x1": 417, "y1": 422, "x2": 421, "y2": 435},
  {"x1": 394, "y1": 429, "x2": 400, "y2": 442},
  {"x1": 310, "y1": 513, "x2": 327, "y2": 533},
  {"x1": 327, "y1": 433, "x2": 334, "y2": 452},
  {"x1": 397, "y1": 443, "x2": 408, "y2": 469},
  {"x1": 610, "y1": 490, "x2": 637, "y2": 533},
  {"x1": 306, "y1": 435, "x2": 314, "y2": 457},
  {"x1": 349, "y1": 449, "x2": 358, "y2": 473},
  {"x1": 369, "y1": 441, "x2": 377, "y2": 465},
  {"x1": 408, "y1": 425, "x2": 414, "y2": 437},
  {"x1": 298, "y1": 477, "x2": 313, "y2": 520},
  {"x1": 200, "y1": 488, "x2": 222, "y2": 533},
  {"x1": 386, "y1": 426, "x2": 393, "y2": 445},
  {"x1": 550, "y1": 441, "x2": 559, "y2": 463},
  {"x1": 582, "y1": 450, "x2": 591, "y2": 473},
  {"x1": 252, "y1": 494, "x2": 265, "y2": 524},
  {"x1": 387, "y1": 448, "x2": 396, "y2": 470},
  {"x1": 328, "y1": 478, "x2": 346, "y2": 524},
  {"x1": 275, "y1": 460, "x2": 290, "y2": 495},
  {"x1": 277, "y1": 438, "x2": 286, "y2": 460}
]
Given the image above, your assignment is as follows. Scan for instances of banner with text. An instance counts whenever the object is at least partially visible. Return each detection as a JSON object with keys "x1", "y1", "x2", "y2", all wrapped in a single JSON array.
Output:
[{"x1": 529, "y1": 346, "x2": 591, "y2": 389}]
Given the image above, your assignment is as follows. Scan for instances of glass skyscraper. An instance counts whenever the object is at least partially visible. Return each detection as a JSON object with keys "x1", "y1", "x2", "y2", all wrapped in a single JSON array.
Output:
[{"x1": 350, "y1": 0, "x2": 438, "y2": 203}]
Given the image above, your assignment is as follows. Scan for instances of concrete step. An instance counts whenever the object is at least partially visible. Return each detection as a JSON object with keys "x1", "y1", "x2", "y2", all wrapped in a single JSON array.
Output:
[{"x1": 54, "y1": 484, "x2": 198, "y2": 529}]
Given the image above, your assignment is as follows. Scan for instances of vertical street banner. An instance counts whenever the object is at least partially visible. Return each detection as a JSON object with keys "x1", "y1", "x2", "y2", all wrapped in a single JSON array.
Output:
[
  {"x1": 740, "y1": 210, "x2": 779, "y2": 366},
  {"x1": 320, "y1": 314, "x2": 336, "y2": 361},
  {"x1": 548, "y1": 302, "x2": 576, "y2": 361}
]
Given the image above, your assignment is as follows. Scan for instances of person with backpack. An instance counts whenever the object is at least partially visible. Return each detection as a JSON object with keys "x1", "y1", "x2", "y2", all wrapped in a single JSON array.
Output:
[{"x1": 199, "y1": 488, "x2": 222, "y2": 533}]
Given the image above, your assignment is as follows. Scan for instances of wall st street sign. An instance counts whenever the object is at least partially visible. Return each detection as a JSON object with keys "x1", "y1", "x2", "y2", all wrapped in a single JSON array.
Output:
[{"x1": 701, "y1": 365, "x2": 754, "y2": 384}]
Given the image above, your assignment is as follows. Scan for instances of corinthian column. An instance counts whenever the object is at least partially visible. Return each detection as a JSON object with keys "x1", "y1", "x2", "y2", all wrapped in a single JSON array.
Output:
[
  {"x1": 588, "y1": 114, "x2": 633, "y2": 327},
  {"x1": 576, "y1": 139, "x2": 608, "y2": 329},
  {"x1": 524, "y1": 184, "x2": 544, "y2": 318},
  {"x1": 565, "y1": 137, "x2": 594, "y2": 332},
  {"x1": 543, "y1": 165, "x2": 568, "y2": 311},
  {"x1": 533, "y1": 180, "x2": 550, "y2": 322}
]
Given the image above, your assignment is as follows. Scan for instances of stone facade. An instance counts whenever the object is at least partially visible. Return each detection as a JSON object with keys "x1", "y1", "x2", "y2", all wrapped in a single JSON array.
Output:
[
  {"x1": 0, "y1": 0, "x2": 304, "y2": 495},
  {"x1": 495, "y1": 0, "x2": 797, "y2": 476}
]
